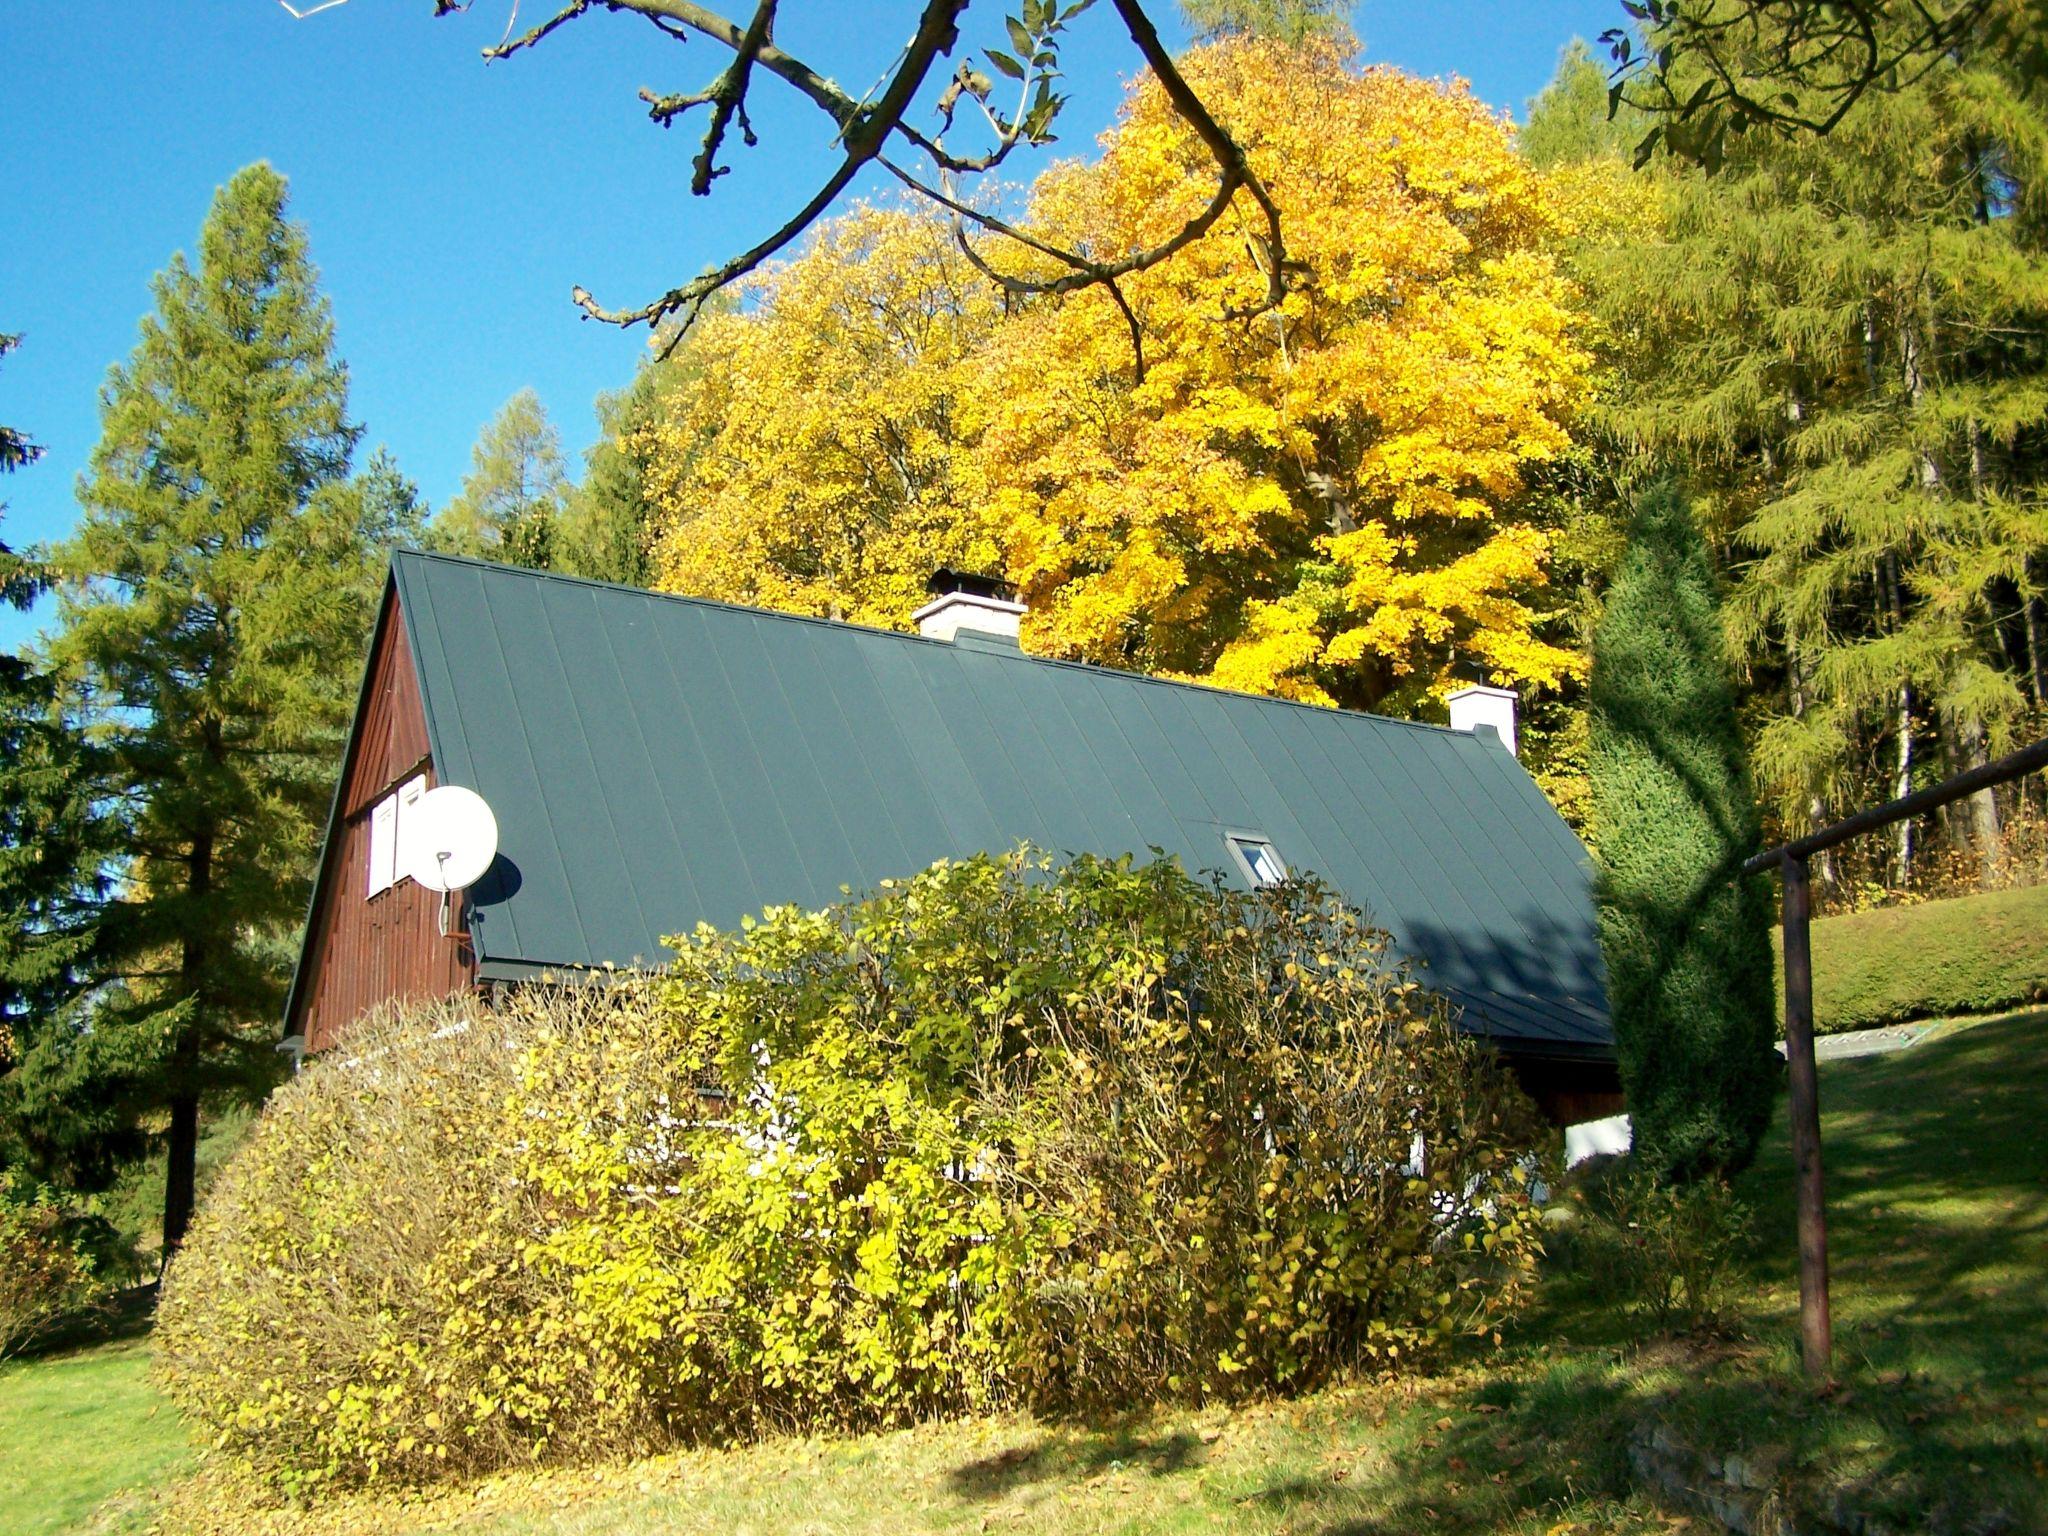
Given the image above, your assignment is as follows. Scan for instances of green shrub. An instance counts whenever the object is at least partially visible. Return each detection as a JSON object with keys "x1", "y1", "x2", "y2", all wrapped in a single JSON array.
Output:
[
  {"x1": 157, "y1": 850, "x2": 1546, "y2": 1489},
  {"x1": 0, "y1": 1169, "x2": 114, "y2": 1357},
  {"x1": 1563, "y1": 1164, "x2": 1752, "y2": 1333},
  {"x1": 1783, "y1": 883, "x2": 2048, "y2": 1034}
]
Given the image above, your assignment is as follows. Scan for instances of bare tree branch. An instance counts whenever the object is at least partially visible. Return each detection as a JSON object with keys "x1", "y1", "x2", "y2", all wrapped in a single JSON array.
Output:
[
  {"x1": 284, "y1": 0, "x2": 1303, "y2": 366},
  {"x1": 481, "y1": 0, "x2": 588, "y2": 59},
  {"x1": 571, "y1": 0, "x2": 971, "y2": 347}
]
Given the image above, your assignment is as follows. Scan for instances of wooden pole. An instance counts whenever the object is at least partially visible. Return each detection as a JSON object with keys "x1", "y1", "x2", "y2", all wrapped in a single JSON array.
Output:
[{"x1": 1779, "y1": 852, "x2": 1832, "y2": 1379}]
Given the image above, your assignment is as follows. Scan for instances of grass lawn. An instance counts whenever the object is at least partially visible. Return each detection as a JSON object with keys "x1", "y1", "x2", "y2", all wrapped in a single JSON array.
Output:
[
  {"x1": 17, "y1": 1008, "x2": 2047, "y2": 1535},
  {"x1": 0, "y1": 1333, "x2": 195, "y2": 1535}
]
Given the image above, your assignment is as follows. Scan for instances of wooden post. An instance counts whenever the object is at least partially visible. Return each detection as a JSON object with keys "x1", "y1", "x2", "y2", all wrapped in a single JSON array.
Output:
[{"x1": 1779, "y1": 852, "x2": 1832, "y2": 1379}]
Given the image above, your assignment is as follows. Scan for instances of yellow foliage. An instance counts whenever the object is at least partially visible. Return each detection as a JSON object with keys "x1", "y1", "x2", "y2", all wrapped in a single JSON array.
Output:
[
  {"x1": 642, "y1": 209, "x2": 1004, "y2": 628},
  {"x1": 641, "y1": 37, "x2": 1595, "y2": 715}
]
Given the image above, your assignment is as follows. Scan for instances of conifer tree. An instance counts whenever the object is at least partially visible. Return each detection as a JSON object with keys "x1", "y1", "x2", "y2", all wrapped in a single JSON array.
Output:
[
  {"x1": 555, "y1": 374, "x2": 666, "y2": 588},
  {"x1": 48, "y1": 165, "x2": 376, "y2": 1253},
  {"x1": 0, "y1": 333, "x2": 117, "y2": 1187},
  {"x1": 1591, "y1": 483, "x2": 1777, "y2": 1183},
  {"x1": 1544, "y1": 29, "x2": 2048, "y2": 885},
  {"x1": 427, "y1": 389, "x2": 569, "y2": 572},
  {"x1": 1179, "y1": 0, "x2": 1351, "y2": 43},
  {"x1": 355, "y1": 445, "x2": 431, "y2": 574}
]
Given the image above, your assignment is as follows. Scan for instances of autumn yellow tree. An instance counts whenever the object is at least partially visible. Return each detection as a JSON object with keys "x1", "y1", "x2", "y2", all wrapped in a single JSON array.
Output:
[
  {"x1": 643, "y1": 35, "x2": 1594, "y2": 717},
  {"x1": 645, "y1": 209, "x2": 1003, "y2": 629},
  {"x1": 971, "y1": 37, "x2": 1591, "y2": 710}
]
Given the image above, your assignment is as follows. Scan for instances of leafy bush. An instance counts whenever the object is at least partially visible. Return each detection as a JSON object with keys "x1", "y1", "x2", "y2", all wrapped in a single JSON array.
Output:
[
  {"x1": 0, "y1": 1169, "x2": 114, "y2": 1357},
  {"x1": 158, "y1": 850, "x2": 1545, "y2": 1489},
  {"x1": 1782, "y1": 883, "x2": 2048, "y2": 1035},
  {"x1": 1563, "y1": 1164, "x2": 1752, "y2": 1333}
]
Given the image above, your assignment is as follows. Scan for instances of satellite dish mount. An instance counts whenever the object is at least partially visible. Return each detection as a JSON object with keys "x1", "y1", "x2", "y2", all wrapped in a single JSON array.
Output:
[{"x1": 402, "y1": 786, "x2": 499, "y2": 938}]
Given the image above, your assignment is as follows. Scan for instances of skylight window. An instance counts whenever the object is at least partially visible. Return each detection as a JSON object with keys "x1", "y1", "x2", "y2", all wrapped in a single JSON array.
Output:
[{"x1": 1225, "y1": 833, "x2": 1288, "y2": 889}]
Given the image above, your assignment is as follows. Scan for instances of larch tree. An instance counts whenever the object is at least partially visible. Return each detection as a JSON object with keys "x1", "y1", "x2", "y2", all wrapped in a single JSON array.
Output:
[
  {"x1": 0, "y1": 333, "x2": 117, "y2": 1188},
  {"x1": 427, "y1": 389, "x2": 571, "y2": 573},
  {"x1": 1566, "y1": 28, "x2": 2048, "y2": 886},
  {"x1": 47, "y1": 165, "x2": 380, "y2": 1255},
  {"x1": 1590, "y1": 482, "x2": 1777, "y2": 1183},
  {"x1": 1178, "y1": 0, "x2": 1352, "y2": 43}
]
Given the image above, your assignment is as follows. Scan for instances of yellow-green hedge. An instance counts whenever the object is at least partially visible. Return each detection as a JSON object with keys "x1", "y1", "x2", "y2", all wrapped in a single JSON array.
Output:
[
  {"x1": 157, "y1": 850, "x2": 1547, "y2": 1490},
  {"x1": 1783, "y1": 883, "x2": 2048, "y2": 1034}
]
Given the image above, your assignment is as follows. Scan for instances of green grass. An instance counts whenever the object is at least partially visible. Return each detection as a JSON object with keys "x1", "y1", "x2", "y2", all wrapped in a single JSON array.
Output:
[
  {"x1": 1785, "y1": 882, "x2": 2048, "y2": 1033},
  {"x1": 22, "y1": 1010, "x2": 2048, "y2": 1535},
  {"x1": 0, "y1": 1335, "x2": 195, "y2": 1535}
]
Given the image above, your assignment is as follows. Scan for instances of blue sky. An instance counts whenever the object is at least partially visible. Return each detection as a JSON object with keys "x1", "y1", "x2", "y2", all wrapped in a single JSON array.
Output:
[{"x1": 0, "y1": 1, "x2": 1621, "y2": 650}]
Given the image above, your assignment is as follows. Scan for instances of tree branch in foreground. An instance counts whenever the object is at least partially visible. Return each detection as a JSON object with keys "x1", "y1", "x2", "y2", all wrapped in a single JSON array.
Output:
[{"x1": 291, "y1": 0, "x2": 1299, "y2": 368}]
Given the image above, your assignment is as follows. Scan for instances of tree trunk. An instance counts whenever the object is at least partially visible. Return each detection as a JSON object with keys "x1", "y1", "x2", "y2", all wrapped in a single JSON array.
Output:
[
  {"x1": 2026, "y1": 563, "x2": 2047, "y2": 707},
  {"x1": 161, "y1": 1082, "x2": 201, "y2": 1261},
  {"x1": 162, "y1": 821, "x2": 214, "y2": 1263},
  {"x1": 1959, "y1": 716, "x2": 2004, "y2": 885},
  {"x1": 1885, "y1": 554, "x2": 1914, "y2": 885}
]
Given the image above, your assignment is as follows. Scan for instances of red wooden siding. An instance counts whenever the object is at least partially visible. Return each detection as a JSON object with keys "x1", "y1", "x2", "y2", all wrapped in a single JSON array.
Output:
[
  {"x1": 292, "y1": 591, "x2": 475, "y2": 1052},
  {"x1": 1508, "y1": 1057, "x2": 1625, "y2": 1128}
]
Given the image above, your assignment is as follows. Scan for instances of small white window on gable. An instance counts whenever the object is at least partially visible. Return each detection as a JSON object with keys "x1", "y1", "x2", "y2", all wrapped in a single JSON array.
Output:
[
  {"x1": 1225, "y1": 832, "x2": 1288, "y2": 889},
  {"x1": 365, "y1": 773, "x2": 430, "y2": 899},
  {"x1": 367, "y1": 795, "x2": 398, "y2": 897}
]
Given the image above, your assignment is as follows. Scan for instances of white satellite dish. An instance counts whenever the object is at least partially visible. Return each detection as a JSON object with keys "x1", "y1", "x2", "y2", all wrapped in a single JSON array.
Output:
[{"x1": 403, "y1": 786, "x2": 499, "y2": 893}]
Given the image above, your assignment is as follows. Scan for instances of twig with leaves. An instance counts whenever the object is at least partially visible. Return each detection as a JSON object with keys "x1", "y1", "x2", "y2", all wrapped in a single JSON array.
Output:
[{"x1": 1604, "y1": 0, "x2": 2003, "y2": 169}]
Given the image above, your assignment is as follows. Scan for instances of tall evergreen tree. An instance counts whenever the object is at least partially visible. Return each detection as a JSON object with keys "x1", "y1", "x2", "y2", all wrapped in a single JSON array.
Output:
[
  {"x1": 47, "y1": 165, "x2": 378, "y2": 1254},
  {"x1": 1178, "y1": 0, "x2": 1352, "y2": 44},
  {"x1": 553, "y1": 374, "x2": 665, "y2": 588},
  {"x1": 355, "y1": 445, "x2": 431, "y2": 573},
  {"x1": 1591, "y1": 483, "x2": 1778, "y2": 1183},
  {"x1": 1539, "y1": 31, "x2": 2048, "y2": 887},
  {"x1": 426, "y1": 389, "x2": 569, "y2": 572},
  {"x1": 0, "y1": 333, "x2": 117, "y2": 1187}
]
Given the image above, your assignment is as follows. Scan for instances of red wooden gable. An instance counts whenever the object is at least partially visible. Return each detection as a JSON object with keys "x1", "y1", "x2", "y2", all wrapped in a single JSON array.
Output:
[{"x1": 289, "y1": 587, "x2": 475, "y2": 1051}]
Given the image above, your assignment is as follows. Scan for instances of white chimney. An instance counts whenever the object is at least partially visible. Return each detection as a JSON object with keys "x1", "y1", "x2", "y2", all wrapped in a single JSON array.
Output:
[
  {"x1": 913, "y1": 571, "x2": 1026, "y2": 644},
  {"x1": 1447, "y1": 684, "x2": 1518, "y2": 757}
]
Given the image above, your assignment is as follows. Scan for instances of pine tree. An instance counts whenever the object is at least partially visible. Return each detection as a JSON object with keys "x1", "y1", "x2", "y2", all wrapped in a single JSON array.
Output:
[
  {"x1": 427, "y1": 389, "x2": 569, "y2": 571},
  {"x1": 47, "y1": 165, "x2": 376, "y2": 1254},
  {"x1": 1178, "y1": 0, "x2": 1351, "y2": 44},
  {"x1": 555, "y1": 374, "x2": 663, "y2": 587},
  {"x1": 1591, "y1": 483, "x2": 1778, "y2": 1182},
  {"x1": 356, "y1": 445, "x2": 431, "y2": 570}
]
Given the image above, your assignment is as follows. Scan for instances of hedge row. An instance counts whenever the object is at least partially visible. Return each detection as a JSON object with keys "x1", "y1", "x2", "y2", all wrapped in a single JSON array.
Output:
[
  {"x1": 157, "y1": 850, "x2": 1547, "y2": 1490},
  {"x1": 1783, "y1": 883, "x2": 2048, "y2": 1035}
]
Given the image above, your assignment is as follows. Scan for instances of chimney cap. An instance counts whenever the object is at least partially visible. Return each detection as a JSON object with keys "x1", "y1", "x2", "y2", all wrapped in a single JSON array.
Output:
[
  {"x1": 1445, "y1": 683, "x2": 1517, "y2": 703},
  {"x1": 926, "y1": 568, "x2": 1016, "y2": 603}
]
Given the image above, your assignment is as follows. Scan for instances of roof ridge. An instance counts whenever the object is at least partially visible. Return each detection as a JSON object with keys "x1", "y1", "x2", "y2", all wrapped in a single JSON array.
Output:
[{"x1": 387, "y1": 548, "x2": 1482, "y2": 743}]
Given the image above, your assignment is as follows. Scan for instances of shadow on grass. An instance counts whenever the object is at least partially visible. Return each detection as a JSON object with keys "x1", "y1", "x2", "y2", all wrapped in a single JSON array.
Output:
[
  {"x1": 10, "y1": 1281, "x2": 158, "y2": 1362},
  {"x1": 947, "y1": 1426, "x2": 1207, "y2": 1498},
  {"x1": 932, "y1": 1013, "x2": 2047, "y2": 1534}
]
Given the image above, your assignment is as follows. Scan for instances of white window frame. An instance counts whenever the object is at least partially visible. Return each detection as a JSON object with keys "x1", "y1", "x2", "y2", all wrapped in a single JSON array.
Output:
[{"x1": 1223, "y1": 831, "x2": 1288, "y2": 888}]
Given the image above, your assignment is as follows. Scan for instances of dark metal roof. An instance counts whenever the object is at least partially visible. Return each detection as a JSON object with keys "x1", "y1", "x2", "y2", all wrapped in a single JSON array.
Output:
[{"x1": 388, "y1": 550, "x2": 1611, "y2": 1054}]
